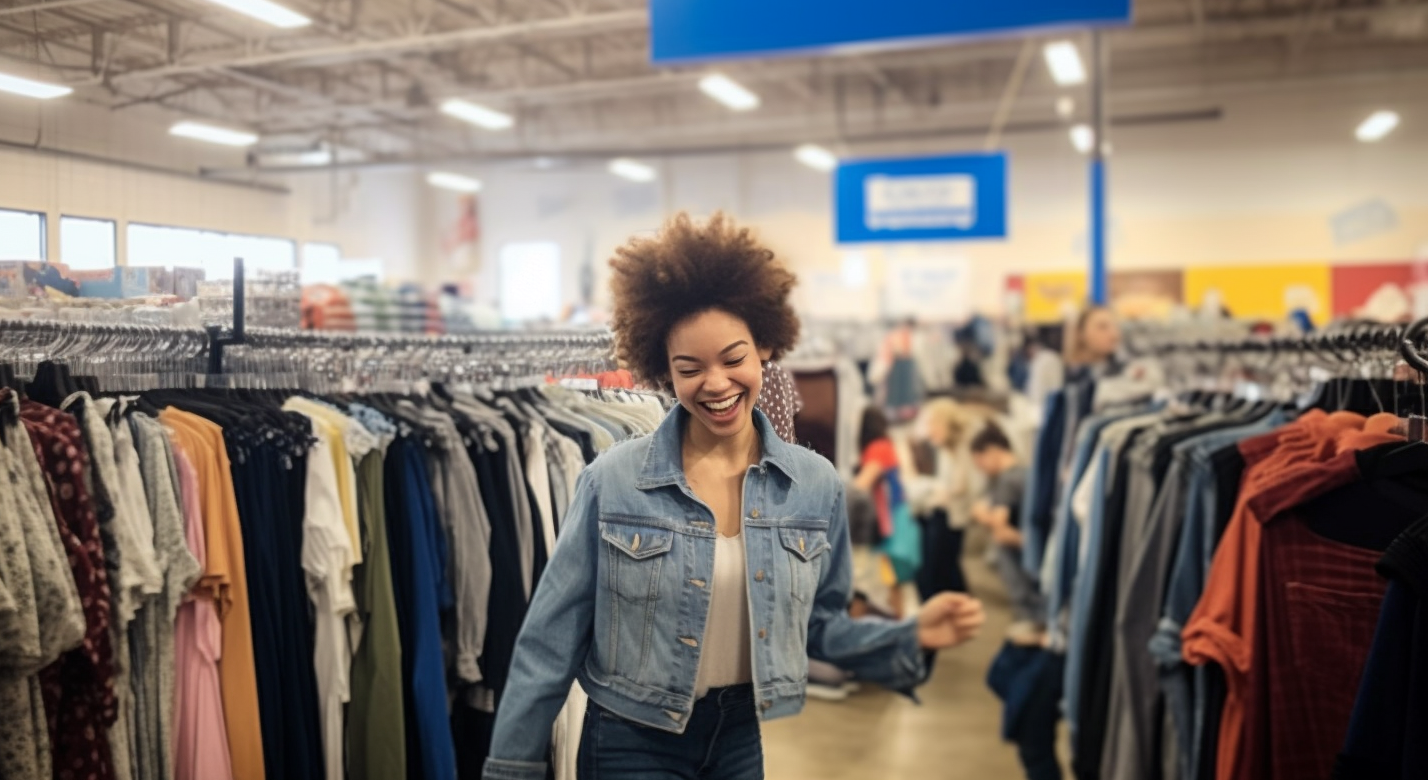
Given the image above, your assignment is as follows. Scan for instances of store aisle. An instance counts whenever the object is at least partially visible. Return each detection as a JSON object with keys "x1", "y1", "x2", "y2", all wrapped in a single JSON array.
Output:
[{"x1": 764, "y1": 556, "x2": 1029, "y2": 779}]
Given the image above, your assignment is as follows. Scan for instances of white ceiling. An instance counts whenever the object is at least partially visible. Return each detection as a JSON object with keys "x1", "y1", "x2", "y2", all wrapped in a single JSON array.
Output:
[{"x1": 2, "y1": 0, "x2": 1426, "y2": 170}]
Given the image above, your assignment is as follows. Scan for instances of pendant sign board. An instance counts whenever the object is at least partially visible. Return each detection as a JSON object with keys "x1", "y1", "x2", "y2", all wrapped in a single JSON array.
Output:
[
  {"x1": 650, "y1": 0, "x2": 1131, "y2": 63},
  {"x1": 836, "y1": 153, "x2": 1008, "y2": 243}
]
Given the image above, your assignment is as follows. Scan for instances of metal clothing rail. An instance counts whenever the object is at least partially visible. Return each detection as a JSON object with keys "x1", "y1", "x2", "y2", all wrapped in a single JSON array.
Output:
[{"x1": 1125, "y1": 319, "x2": 1428, "y2": 366}]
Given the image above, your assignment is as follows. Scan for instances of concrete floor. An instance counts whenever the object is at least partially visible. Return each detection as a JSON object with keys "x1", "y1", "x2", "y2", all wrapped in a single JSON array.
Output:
[{"x1": 763, "y1": 553, "x2": 1052, "y2": 780}]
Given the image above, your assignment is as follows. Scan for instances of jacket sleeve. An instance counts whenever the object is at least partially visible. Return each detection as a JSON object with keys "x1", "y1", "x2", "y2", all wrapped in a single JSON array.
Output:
[
  {"x1": 482, "y1": 467, "x2": 599, "y2": 780},
  {"x1": 805, "y1": 481, "x2": 928, "y2": 694}
]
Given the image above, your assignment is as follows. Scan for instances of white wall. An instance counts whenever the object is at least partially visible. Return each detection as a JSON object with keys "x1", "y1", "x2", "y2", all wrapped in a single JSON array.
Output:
[
  {"x1": 3, "y1": 76, "x2": 1426, "y2": 322},
  {"x1": 424, "y1": 77, "x2": 1428, "y2": 321},
  {"x1": 0, "y1": 94, "x2": 423, "y2": 277}
]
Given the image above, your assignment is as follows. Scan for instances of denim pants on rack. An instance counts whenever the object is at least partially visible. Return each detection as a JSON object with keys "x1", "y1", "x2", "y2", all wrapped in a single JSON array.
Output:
[{"x1": 578, "y1": 684, "x2": 763, "y2": 780}]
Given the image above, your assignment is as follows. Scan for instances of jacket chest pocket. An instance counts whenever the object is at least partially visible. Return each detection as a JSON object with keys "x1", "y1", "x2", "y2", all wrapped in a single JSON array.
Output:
[
  {"x1": 780, "y1": 527, "x2": 831, "y2": 604},
  {"x1": 600, "y1": 521, "x2": 675, "y2": 604}
]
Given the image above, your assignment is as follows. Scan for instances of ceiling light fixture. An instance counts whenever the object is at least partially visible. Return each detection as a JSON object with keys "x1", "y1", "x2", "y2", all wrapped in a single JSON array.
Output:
[
  {"x1": 1355, "y1": 110, "x2": 1400, "y2": 143},
  {"x1": 0, "y1": 71, "x2": 72, "y2": 99},
  {"x1": 440, "y1": 99, "x2": 515, "y2": 130},
  {"x1": 699, "y1": 73, "x2": 760, "y2": 111},
  {"x1": 1070, "y1": 124, "x2": 1094, "y2": 154},
  {"x1": 199, "y1": 0, "x2": 310, "y2": 28},
  {"x1": 608, "y1": 158, "x2": 657, "y2": 182},
  {"x1": 1056, "y1": 96, "x2": 1076, "y2": 119},
  {"x1": 794, "y1": 144, "x2": 837, "y2": 172},
  {"x1": 170, "y1": 120, "x2": 259, "y2": 147},
  {"x1": 1043, "y1": 41, "x2": 1087, "y2": 86},
  {"x1": 426, "y1": 172, "x2": 482, "y2": 193}
]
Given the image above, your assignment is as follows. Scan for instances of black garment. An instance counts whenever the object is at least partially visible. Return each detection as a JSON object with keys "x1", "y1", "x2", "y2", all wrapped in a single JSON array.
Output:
[
  {"x1": 1018, "y1": 653, "x2": 1066, "y2": 780},
  {"x1": 1335, "y1": 513, "x2": 1428, "y2": 780},
  {"x1": 1071, "y1": 422, "x2": 1147, "y2": 780},
  {"x1": 453, "y1": 430, "x2": 531, "y2": 779},
  {"x1": 547, "y1": 419, "x2": 597, "y2": 464},
  {"x1": 916, "y1": 510, "x2": 967, "y2": 599},
  {"x1": 231, "y1": 438, "x2": 324, "y2": 780}
]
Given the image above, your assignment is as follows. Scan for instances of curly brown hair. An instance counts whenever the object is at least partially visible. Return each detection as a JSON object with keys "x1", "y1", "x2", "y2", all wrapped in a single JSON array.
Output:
[{"x1": 609, "y1": 211, "x2": 800, "y2": 388}]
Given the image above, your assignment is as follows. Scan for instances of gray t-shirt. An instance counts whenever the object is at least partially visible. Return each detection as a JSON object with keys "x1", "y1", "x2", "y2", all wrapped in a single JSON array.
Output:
[{"x1": 986, "y1": 464, "x2": 1028, "y2": 529}]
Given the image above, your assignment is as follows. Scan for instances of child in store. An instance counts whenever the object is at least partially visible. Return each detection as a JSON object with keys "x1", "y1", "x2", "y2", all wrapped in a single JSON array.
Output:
[{"x1": 854, "y1": 405, "x2": 919, "y2": 620}]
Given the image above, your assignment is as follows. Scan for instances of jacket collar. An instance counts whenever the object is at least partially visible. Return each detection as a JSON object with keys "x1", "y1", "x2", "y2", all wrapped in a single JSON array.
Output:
[{"x1": 636, "y1": 404, "x2": 800, "y2": 490}]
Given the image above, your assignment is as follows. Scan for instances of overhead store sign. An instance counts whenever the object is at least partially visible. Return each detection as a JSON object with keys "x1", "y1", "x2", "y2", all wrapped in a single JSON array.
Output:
[
  {"x1": 836, "y1": 153, "x2": 1008, "y2": 243},
  {"x1": 650, "y1": 0, "x2": 1131, "y2": 63}
]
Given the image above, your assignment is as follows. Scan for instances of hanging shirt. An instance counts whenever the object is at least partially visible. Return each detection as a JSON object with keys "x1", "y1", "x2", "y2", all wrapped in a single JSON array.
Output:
[
  {"x1": 168, "y1": 441, "x2": 234, "y2": 780},
  {"x1": 161, "y1": 409, "x2": 266, "y2": 780}
]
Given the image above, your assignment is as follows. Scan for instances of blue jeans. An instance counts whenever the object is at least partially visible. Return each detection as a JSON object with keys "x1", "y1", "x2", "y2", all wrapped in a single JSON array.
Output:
[{"x1": 578, "y1": 684, "x2": 764, "y2": 780}]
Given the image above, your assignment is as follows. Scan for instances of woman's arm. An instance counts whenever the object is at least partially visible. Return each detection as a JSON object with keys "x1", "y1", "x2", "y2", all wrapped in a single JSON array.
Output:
[
  {"x1": 803, "y1": 483, "x2": 928, "y2": 693},
  {"x1": 483, "y1": 469, "x2": 600, "y2": 780}
]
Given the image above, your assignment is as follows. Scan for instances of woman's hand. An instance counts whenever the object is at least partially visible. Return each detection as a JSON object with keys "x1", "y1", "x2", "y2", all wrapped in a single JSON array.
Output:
[{"x1": 916, "y1": 592, "x2": 986, "y2": 650}]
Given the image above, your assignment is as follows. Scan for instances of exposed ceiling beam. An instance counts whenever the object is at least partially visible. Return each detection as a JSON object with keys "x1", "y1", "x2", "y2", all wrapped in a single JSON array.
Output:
[
  {"x1": 201, "y1": 107, "x2": 1224, "y2": 176},
  {"x1": 108, "y1": 8, "x2": 647, "y2": 82},
  {"x1": 0, "y1": 0, "x2": 104, "y2": 17}
]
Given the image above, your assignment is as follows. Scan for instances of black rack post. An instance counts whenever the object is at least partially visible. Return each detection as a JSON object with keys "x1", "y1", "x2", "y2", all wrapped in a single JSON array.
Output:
[{"x1": 206, "y1": 256, "x2": 246, "y2": 375}]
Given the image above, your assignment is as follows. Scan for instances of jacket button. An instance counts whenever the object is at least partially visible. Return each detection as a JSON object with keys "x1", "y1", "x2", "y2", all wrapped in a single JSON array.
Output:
[
  {"x1": 758, "y1": 628, "x2": 767, "y2": 639},
  {"x1": 749, "y1": 509, "x2": 760, "y2": 519},
  {"x1": 755, "y1": 570, "x2": 765, "y2": 582}
]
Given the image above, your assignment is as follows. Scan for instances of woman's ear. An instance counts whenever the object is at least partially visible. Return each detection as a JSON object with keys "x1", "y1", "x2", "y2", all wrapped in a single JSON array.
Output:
[{"x1": 758, "y1": 346, "x2": 774, "y2": 363}]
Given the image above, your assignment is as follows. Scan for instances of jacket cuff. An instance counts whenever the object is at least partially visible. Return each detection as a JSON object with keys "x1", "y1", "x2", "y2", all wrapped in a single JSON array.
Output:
[
  {"x1": 888, "y1": 619, "x2": 930, "y2": 701},
  {"x1": 482, "y1": 758, "x2": 548, "y2": 780}
]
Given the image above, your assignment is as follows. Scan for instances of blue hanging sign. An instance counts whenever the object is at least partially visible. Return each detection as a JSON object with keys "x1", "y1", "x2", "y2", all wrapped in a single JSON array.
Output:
[
  {"x1": 835, "y1": 152, "x2": 1008, "y2": 243},
  {"x1": 650, "y1": 0, "x2": 1131, "y2": 64}
]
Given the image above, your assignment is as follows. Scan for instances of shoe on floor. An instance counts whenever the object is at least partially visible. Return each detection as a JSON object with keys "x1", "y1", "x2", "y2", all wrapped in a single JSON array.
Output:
[{"x1": 806, "y1": 682, "x2": 850, "y2": 702}]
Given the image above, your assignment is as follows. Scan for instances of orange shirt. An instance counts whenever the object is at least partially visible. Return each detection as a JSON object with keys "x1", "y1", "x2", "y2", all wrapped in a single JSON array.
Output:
[
  {"x1": 1182, "y1": 410, "x2": 1401, "y2": 780},
  {"x1": 162, "y1": 409, "x2": 266, "y2": 780}
]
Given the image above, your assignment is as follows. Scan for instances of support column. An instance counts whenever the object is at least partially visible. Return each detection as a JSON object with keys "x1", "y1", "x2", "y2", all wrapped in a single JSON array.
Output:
[{"x1": 1089, "y1": 30, "x2": 1108, "y2": 305}]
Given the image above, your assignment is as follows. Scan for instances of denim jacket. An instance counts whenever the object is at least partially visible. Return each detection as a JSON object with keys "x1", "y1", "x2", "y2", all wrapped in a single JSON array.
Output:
[{"x1": 482, "y1": 407, "x2": 927, "y2": 779}]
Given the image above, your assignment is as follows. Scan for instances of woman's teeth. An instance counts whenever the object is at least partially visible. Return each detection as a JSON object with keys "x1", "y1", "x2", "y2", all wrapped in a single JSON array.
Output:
[{"x1": 703, "y1": 395, "x2": 741, "y2": 412}]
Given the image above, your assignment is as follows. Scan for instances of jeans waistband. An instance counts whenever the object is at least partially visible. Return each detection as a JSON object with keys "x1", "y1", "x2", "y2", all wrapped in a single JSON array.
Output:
[{"x1": 698, "y1": 683, "x2": 755, "y2": 710}]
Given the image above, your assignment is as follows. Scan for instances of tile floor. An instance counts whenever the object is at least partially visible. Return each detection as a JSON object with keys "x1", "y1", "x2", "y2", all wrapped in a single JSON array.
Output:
[{"x1": 762, "y1": 554, "x2": 1053, "y2": 780}]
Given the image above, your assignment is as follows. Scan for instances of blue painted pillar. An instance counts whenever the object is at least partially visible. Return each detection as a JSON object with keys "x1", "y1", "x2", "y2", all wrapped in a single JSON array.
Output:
[{"x1": 1089, "y1": 30, "x2": 1108, "y2": 305}]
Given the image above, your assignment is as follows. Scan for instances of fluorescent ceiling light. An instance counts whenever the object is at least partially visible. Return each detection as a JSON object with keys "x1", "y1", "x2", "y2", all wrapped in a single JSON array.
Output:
[
  {"x1": 426, "y1": 172, "x2": 482, "y2": 193},
  {"x1": 170, "y1": 120, "x2": 258, "y2": 147},
  {"x1": 699, "y1": 73, "x2": 760, "y2": 111},
  {"x1": 608, "y1": 158, "x2": 657, "y2": 182},
  {"x1": 199, "y1": 0, "x2": 310, "y2": 28},
  {"x1": 1043, "y1": 41, "x2": 1086, "y2": 86},
  {"x1": 1356, "y1": 110, "x2": 1400, "y2": 143},
  {"x1": 1070, "y1": 124, "x2": 1094, "y2": 154},
  {"x1": 794, "y1": 144, "x2": 837, "y2": 172},
  {"x1": 441, "y1": 99, "x2": 515, "y2": 130},
  {"x1": 0, "y1": 72, "x2": 72, "y2": 99}
]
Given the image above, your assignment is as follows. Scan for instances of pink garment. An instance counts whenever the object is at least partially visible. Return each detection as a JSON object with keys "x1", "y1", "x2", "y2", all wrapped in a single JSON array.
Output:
[{"x1": 170, "y1": 444, "x2": 234, "y2": 780}]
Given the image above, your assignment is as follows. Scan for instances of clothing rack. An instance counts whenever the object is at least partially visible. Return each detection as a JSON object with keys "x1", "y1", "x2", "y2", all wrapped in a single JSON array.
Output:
[
  {"x1": 1124, "y1": 318, "x2": 1428, "y2": 363},
  {"x1": 2, "y1": 254, "x2": 619, "y2": 390}
]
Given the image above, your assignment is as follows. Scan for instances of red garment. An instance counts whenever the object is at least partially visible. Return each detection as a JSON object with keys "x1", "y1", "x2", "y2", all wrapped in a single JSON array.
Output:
[
  {"x1": 20, "y1": 401, "x2": 116, "y2": 780},
  {"x1": 861, "y1": 438, "x2": 898, "y2": 538},
  {"x1": 1182, "y1": 410, "x2": 1400, "y2": 780},
  {"x1": 1260, "y1": 507, "x2": 1386, "y2": 780}
]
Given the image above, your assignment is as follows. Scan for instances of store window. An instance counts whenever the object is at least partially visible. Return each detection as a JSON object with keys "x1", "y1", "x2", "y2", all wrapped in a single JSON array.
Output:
[
  {"x1": 127, "y1": 223, "x2": 296, "y2": 279},
  {"x1": 59, "y1": 216, "x2": 117, "y2": 271},
  {"x1": 0, "y1": 208, "x2": 46, "y2": 261},
  {"x1": 301, "y1": 242, "x2": 342, "y2": 284},
  {"x1": 499, "y1": 241, "x2": 561, "y2": 322}
]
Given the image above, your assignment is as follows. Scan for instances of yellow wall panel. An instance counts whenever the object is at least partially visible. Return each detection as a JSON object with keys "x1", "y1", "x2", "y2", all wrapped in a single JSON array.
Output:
[
  {"x1": 1024, "y1": 271, "x2": 1088, "y2": 323},
  {"x1": 1183, "y1": 263, "x2": 1331, "y2": 322}
]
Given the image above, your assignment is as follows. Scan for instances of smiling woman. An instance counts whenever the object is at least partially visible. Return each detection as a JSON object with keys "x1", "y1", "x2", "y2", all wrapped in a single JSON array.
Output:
[{"x1": 480, "y1": 212, "x2": 986, "y2": 780}]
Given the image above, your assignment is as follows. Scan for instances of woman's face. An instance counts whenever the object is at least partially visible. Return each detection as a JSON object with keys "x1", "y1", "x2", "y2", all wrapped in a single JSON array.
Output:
[
  {"x1": 666, "y1": 309, "x2": 773, "y2": 440},
  {"x1": 1081, "y1": 309, "x2": 1121, "y2": 361}
]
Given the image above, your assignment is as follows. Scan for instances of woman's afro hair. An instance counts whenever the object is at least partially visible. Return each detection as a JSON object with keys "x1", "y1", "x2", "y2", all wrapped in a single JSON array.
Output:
[{"x1": 608, "y1": 211, "x2": 800, "y2": 388}]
